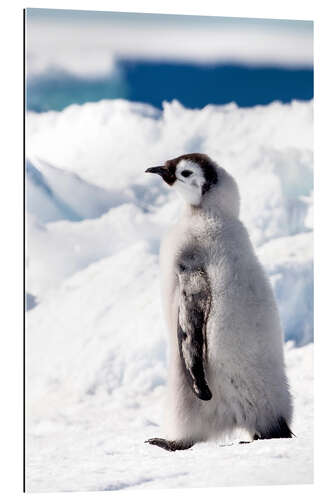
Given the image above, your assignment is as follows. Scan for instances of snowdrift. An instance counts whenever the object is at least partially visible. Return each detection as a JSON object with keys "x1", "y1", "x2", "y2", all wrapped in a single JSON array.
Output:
[{"x1": 26, "y1": 157, "x2": 130, "y2": 223}]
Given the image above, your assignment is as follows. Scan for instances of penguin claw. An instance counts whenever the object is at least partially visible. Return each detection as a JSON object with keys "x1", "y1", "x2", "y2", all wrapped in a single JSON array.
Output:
[
  {"x1": 146, "y1": 438, "x2": 167, "y2": 449},
  {"x1": 145, "y1": 438, "x2": 177, "y2": 452},
  {"x1": 145, "y1": 437, "x2": 193, "y2": 452}
]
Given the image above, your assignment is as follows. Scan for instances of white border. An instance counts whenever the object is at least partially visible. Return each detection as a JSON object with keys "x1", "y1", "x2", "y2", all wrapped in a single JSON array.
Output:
[
  {"x1": 15, "y1": 0, "x2": 315, "y2": 20},
  {"x1": 1, "y1": 1, "x2": 332, "y2": 499}
]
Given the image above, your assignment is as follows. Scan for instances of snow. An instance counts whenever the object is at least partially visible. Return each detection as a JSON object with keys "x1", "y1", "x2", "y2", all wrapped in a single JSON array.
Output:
[
  {"x1": 26, "y1": 158, "x2": 130, "y2": 223},
  {"x1": 257, "y1": 232, "x2": 313, "y2": 345},
  {"x1": 25, "y1": 98, "x2": 313, "y2": 491}
]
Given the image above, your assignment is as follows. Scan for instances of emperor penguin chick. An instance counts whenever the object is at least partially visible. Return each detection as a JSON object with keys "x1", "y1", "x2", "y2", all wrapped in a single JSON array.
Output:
[{"x1": 145, "y1": 153, "x2": 293, "y2": 452}]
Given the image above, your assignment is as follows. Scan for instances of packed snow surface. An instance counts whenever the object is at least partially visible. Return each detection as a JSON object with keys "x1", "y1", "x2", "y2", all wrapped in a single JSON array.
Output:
[{"x1": 26, "y1": 99, "x2": 313, "y2": 491}]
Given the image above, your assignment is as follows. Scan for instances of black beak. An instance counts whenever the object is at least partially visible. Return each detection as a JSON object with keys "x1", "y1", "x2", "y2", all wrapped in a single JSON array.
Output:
[
  {"x1": 145, "y1": 166, "x2": 165, "y2": 175},
  {"x1": 145, "y1": 165, "x2": 176, "y2": 186}
]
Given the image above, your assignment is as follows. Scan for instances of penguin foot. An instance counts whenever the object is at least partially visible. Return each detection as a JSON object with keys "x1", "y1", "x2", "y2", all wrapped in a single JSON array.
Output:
[{"x1": 145, "y1": 437, "x2": 193, "y2": 452}]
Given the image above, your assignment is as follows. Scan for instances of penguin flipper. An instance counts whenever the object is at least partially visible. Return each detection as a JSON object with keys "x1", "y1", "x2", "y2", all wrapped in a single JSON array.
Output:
[{"x1": 177, "y1": 268, "x2": 212, "y2": 401}]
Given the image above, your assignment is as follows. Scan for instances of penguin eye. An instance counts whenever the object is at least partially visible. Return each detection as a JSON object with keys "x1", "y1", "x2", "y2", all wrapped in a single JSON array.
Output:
[{"x1": 181, "y1": 170, "x2": 192, "y2": 178}]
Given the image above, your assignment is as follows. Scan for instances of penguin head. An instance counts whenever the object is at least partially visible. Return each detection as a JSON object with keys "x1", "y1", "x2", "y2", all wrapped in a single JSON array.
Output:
[
  {"x1": 145, "y1": 153, "x2": 218, "y2": 207},
  {"x1": 146, "y1": 153, "x2": 240, "y2": 216}
]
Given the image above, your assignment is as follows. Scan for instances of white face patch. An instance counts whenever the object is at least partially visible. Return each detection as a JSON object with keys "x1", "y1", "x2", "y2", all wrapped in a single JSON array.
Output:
[{"x1": 173, "y1": 160, "x2": 205, "y2": 206}]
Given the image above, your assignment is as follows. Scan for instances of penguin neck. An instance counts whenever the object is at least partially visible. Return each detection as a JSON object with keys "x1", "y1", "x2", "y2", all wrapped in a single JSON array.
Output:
[
  {"x1": 184, "y1": 185, "x2": 240, "y2": 220},
  {"x1": 184, "y1": 202, "x2": 227, "y2": 222}
]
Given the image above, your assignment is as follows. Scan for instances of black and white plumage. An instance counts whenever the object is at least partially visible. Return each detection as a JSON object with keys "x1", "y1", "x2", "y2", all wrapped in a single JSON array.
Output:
[
  {"x1": 177, "y1": 261, "x2": 212, "y2": 401},
  {"x1": 145, "y1": 153, "x2": 293, "y2": 452}
]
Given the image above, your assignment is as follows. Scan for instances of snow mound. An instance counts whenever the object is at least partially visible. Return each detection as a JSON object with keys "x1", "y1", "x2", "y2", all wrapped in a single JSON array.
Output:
[
  {"x1": 26, "y1": 157, "x2": 131, "y2": 223},
  {"x1": 27, "y1": 243, "x2": 166, "y2": 412},
  {"x1": 26, "y1": 202, "x2": 166, "y2": 296},
  {"x1": 257, "y1": 232, "x2": 313, "y2": 346}
]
